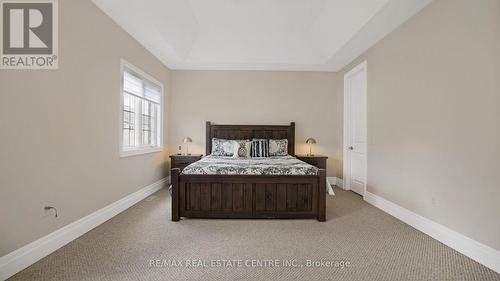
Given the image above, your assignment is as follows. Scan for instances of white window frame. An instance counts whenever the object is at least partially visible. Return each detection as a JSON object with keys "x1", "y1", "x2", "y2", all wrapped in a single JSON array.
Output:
[{"x1": 119, "y1": 59, "x2": 164, "y2": 157}]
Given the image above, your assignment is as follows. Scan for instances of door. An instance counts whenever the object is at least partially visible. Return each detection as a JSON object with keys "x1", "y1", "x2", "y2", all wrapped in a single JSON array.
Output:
[{"x1": 343, "y1": 61, "x2": 367, "y2": 196}]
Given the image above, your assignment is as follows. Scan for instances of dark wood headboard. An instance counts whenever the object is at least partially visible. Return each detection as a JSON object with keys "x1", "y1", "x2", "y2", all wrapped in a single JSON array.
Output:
[{"x1": 206, "y1": 121, "x2": 295, "y2": 156}]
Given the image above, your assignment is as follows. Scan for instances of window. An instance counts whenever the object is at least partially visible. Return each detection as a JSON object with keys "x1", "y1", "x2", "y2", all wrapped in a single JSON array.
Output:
[{"x1": 120, "y1": 60, "x2": 163, "y2": 157}]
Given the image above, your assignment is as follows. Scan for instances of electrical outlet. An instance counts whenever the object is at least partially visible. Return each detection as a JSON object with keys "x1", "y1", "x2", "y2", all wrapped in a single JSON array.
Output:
[
  {"x1": 44, "y1": 206, "x2": 58, "y2": 218},
  {"x1": 43, "y1": 207, "x2": 51, "y2": 217}
]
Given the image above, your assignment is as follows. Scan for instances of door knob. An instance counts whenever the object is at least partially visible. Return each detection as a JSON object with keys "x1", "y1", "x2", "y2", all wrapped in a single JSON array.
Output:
[{"x1": 348, "y1": 146, "x2": 354, "y2": 150}]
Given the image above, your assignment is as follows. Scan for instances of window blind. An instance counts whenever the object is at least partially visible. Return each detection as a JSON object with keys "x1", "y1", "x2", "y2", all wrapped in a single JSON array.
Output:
[
  {"x1": 123, "y1": 69, "x2": 161, "y2": 103},
  {"x1": 144, "y1": 84, "x2": 161, "y2": 103},
  {"x1": 123, "y1": 71, "x2": 142, "y2": 96}
]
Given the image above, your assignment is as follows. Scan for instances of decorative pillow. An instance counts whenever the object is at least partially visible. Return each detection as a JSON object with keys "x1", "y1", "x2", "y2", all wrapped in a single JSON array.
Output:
[
  {"x1": 232, "y1": 140, "x2": 251, "y2": 158},
  {"x1": 269, "y1": 139, "x2": 288, "y2": 156},
  {"x1": 251, "y1": 139, "x2": 269, "y2": 157},
  {"x1": 211, "y1": 138, "x2": 234, "y2": 156}
]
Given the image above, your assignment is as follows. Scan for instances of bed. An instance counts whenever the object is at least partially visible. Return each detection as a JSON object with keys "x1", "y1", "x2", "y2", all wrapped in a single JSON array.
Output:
[{"x1": 170, "y1": 122, "x2": 326, "y2": 221}]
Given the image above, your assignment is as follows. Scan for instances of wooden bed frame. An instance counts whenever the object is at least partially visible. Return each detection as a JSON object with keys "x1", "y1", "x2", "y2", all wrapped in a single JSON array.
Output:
[{"x1": 171, "y1": 121, "x2": 326, "y2": 222}]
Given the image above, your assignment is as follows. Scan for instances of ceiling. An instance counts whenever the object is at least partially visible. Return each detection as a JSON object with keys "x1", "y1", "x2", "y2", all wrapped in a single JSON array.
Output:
[{"x1": 92, "y1": 0, "x2": 433, "y2": 72}]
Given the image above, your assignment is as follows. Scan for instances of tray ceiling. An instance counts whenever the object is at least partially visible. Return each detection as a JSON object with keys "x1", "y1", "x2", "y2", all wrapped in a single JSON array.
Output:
[{"x1": 93, "y1": 0, "x2": 433, "y2": 71}]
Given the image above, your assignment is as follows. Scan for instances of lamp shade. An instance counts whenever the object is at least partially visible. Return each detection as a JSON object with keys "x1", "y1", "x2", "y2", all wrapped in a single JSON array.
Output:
[
  {"x1": 306, "y1": 138, "x2": 316, "y2": 144},
  {"x1": 183, "y1": 137, "x2": 192, "y2": 143}
]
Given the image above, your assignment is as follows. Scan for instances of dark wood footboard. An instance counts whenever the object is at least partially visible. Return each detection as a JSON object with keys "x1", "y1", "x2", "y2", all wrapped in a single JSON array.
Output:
[{"x1": 171, "y1": 168, "x2": 326, "y2": 222}]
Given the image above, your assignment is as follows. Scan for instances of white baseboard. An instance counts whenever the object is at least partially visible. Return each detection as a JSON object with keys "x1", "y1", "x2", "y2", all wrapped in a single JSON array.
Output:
[
  {"x1": 327, "y1": 177, "x2": 344, "y2": 189},
  {"x1": 0, "y1": 177, "x2": 168, "y2": 281},
  {"x1": 326, "y1": 177, "x2": 345, "y2": 196},
  {"x1": 326, "y1": 177, "x2": 335, "y2": 196},
  {"x1": 327, "y1": 177, "x2": 337, "y2": 187},
  {"x1": 337, "y1": 178, "x2": 344, "y2": 189},
  {"x1": 364, "y1": 192, "x2": 500, "y2": 273}
]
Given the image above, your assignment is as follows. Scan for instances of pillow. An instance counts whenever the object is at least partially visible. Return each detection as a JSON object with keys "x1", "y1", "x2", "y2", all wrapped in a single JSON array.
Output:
[
  {"x1": 251, "y1": 139, "x2": 269, "y2": 157},
  {"x1": 232, "y1": 140, "x2": 251, "y2": 158},
  {"x1": 211, "y1": 138, "x2": 234, "y2": 156},
  {"x1": 269, "y1": 139, "x2": 288, "y2": 156}
]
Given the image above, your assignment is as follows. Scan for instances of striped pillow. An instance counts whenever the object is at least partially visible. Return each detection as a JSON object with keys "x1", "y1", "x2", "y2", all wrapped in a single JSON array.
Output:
[{"x1": 251, "y1": 139, "x2": 269, "y2": 157}]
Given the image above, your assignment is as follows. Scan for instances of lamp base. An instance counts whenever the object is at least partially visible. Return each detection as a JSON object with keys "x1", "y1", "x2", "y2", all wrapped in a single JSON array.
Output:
[{"x1": 308, "y1": 146, "x2": 314, "y2": 157}]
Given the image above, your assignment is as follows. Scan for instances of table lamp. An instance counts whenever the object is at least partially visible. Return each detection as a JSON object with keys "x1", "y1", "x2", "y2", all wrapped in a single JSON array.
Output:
[
  {"x1": 306, "y1": 138, "x2": 316, "y2": 156},
  {"x1": 183, "y1": 137, "x2": 192, "y2": 155}
]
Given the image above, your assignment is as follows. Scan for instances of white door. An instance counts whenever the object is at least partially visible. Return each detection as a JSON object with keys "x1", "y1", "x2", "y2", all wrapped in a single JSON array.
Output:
[{"x1": 343, "y1": 61, "x2": 367, "y2": 196}]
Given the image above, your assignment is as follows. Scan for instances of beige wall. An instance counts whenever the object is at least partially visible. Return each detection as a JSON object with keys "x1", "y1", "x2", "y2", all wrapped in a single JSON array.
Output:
[
  {"x1": 341, "y1": 0, "x2": 500, "y2": 250},
  {"x1": 0, "y1": 0, "x2": 170, "y2": 256},
  {"x1": 169, "y1": 70, "x2": 342, "y2": 177}
]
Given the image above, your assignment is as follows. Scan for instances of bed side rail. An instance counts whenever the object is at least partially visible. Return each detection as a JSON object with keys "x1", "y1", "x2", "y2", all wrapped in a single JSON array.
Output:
[
  {"x1": 171, "y1": 168, "x2": 180, "y2": 221},
  {"x1": 318, "y1": 169, "x2": 326, "y2": 221}
]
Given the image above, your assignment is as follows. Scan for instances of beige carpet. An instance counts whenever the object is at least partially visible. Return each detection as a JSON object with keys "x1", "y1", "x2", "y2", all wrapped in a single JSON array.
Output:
[{"x1": 9, "y1": 187, "x2": 499, "y2": 281}]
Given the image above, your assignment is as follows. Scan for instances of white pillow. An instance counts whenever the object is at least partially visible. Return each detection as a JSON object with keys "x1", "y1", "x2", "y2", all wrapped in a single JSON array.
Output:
[
  {"x1": 212, "y1": 138, "x2": 234, "y2": 156},
  {"x1": 232, "y1": 140, "x2": 251, "y2": 158},
  {"x1": 269, "y1": 139, "x2": 288, "y2": 156}
]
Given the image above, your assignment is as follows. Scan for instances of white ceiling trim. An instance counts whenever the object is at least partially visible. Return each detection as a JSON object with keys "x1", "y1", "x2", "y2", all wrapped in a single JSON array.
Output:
[{"x1": 92, "y1": 0, "x2": 433, "y2": 72}]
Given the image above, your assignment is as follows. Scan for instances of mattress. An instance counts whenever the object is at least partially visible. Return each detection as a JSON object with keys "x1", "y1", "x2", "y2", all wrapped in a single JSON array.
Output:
[{"x1": 181, "y1": 155, "x2": 319, "y2": 176}]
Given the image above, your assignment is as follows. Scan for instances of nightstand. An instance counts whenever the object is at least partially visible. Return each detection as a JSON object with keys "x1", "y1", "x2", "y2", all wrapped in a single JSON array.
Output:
[
  {"x1": 169, "y1": 154, "x2": 202, "y2": 195},
  {"x1": 170, "y1": 154, "x2": 203, "y2": 171},
  {"x1": 295, "y1": 155, "x2": 328, "y2": 169}
]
